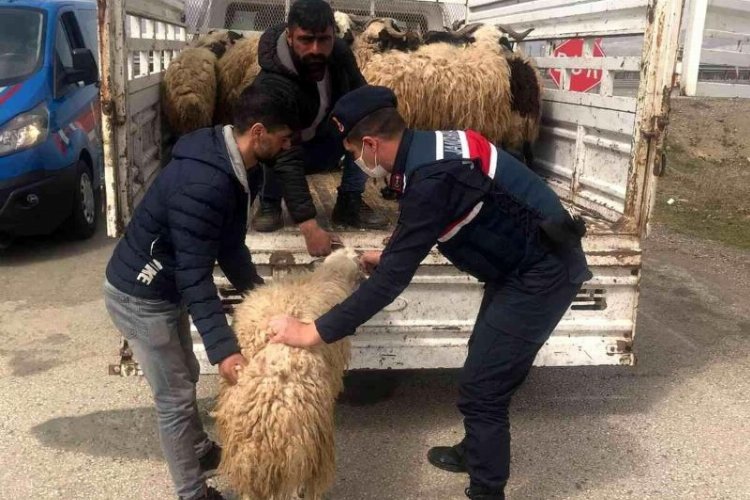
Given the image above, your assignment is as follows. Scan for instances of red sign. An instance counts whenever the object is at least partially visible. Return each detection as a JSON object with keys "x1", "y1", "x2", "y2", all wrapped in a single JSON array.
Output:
[{"x1": 548, "y1": 38, "x2": 606, "y2": 93}]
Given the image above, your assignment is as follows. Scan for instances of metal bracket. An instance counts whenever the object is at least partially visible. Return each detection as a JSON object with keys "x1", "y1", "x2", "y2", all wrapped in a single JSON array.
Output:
[{"x1": 108, "y1": 339, "x2": 142, "y2": 376}]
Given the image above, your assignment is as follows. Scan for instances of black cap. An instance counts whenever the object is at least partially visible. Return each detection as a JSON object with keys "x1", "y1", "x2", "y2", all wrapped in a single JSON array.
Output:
[{"x1": 330, "y1": 85, "x2": 398, "y2": 137}]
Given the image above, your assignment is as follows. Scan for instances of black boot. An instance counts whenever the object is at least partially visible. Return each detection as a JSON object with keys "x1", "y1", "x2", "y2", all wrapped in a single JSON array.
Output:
[
  {"x1": 465, "y1": 485, "x2": 506, "y2": 500},
  {"x1": 180, "y1": 486, "x2": 226, "y2": 500},
  {"x1": 332, "y1": 191, "x2": 388, "y2": 229},
  {"x1": 427, "y1": 442, "x2": 467, "y2": 473},
  {"x1": 253, "y1": 198, "x2": 283, "y2": 232}
]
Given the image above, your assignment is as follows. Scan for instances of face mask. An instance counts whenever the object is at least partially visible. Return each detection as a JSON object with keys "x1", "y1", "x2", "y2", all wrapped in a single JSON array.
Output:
[{"x1": 355, "y1": 143, "x2": 388, "y2": 179}]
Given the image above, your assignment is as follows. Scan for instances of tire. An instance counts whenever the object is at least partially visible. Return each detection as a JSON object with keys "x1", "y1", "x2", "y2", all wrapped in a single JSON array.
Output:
[{"x1": 63, "y1": 160, "x2": 98, "y2": 239}]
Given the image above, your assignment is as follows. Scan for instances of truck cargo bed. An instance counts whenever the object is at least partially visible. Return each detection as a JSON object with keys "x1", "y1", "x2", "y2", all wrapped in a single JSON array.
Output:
[{"x1": 247, "y1": 171, "x2": 621, "y2": 247}]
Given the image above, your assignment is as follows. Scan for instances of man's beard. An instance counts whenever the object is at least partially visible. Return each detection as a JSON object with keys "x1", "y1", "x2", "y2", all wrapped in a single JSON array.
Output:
[{"x1": 292, "y1": 51, "x2": 328, "y2": 81}]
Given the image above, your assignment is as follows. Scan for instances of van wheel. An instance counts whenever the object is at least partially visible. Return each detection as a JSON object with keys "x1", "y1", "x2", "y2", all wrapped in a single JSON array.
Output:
[{"x1": 63, "y1": 160, "x2": 98, "y2": 239}]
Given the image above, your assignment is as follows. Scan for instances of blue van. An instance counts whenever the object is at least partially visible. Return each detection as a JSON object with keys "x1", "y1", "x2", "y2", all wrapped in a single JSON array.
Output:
[{"x1": 0, "y1": 0, "x2": 101, "y2": 245}]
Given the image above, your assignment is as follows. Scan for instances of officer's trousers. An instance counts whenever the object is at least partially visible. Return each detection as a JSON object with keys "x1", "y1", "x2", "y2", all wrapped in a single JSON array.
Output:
[{"x1": 457, "y1": 251, "x2": 583, "y2": 492}]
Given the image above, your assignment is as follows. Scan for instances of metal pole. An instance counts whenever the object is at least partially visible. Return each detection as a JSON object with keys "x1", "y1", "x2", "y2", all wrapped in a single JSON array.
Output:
[{"x1": 681, "y1": 0, "x2": 708, "y2": 96}]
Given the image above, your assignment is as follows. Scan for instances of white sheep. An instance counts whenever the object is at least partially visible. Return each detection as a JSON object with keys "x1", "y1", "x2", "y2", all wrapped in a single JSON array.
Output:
[{"x1": 214, "y1": 248, "x2": 362, "y2": 500}]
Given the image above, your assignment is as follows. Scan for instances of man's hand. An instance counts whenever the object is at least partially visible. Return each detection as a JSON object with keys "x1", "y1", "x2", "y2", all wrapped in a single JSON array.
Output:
[
  {"x1": 299, "y1": 219, "x2": 340, "y2": 257},
  {"x1": 360, "y1": 250, "x2": 382, "y2": 274},
  {"x1": 218, "y1": 352, "x2": 248, "y2": 385},
  {"x1": 268, "y1": 315, "x2": 324, "y2": 347}
]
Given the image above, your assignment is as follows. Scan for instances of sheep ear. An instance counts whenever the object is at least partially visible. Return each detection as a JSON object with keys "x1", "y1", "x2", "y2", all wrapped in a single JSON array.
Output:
[{"x1": 227, "y1": 30, "x2": 243, "y2": 42}]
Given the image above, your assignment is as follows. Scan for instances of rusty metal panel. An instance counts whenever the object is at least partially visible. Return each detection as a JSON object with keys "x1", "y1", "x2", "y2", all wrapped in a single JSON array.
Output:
[{"x1": 100, "y1": 0, "x2": 187, "y2": 237}]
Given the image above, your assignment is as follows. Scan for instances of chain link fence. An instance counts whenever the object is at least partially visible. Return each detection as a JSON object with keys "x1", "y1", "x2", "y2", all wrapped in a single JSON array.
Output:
[{"x1": 185, "y1": 0, "x2": 468, "y2": 35}]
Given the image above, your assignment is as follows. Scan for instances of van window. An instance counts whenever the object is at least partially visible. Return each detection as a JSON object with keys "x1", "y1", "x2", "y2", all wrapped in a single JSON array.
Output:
[
  {"x1": 0, "y1": 8, "x2": 45, "y2": 86},
  {"x1": 75, "y1": 9, "x2": 99, "y2": 65},
  {"x1": 55, "y1": 12, "x2": 87, "y2": 96}
]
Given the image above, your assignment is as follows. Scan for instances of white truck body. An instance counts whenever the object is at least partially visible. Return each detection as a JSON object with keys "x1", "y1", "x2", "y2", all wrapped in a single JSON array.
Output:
[{"x1": 98, "y1": 0, "x2": 684, "y2": 375}]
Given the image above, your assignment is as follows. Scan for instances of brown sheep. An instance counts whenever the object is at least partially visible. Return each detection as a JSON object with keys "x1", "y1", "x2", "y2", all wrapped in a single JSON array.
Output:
[
  {"x1": 162, "y1": 46, "x2": 218, "y2": 136},
  {"x1": 214, "y1": 248, "x2": 361, "y2": 500},
  {"x1": 215, "y1": 35, "x2": 261, "y2": 125},
  {"x1": 162, "y1": 30, "x2": 244, "y2": 135}
]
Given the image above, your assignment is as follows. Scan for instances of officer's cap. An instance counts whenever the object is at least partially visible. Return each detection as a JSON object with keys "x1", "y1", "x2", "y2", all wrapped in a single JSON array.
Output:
[{"x1": 330, "y1": 85, "x2": 398, "y2": 138}]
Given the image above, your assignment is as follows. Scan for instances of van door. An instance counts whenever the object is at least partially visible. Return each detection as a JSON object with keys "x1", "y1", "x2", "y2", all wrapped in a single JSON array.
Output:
[{"x1": 50, "y1": 11, "x2": 100, "y2": 175}]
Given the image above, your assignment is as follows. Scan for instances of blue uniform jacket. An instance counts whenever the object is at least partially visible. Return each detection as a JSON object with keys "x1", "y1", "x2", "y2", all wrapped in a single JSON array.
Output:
[{"x1": 315, "y1": 129, "x2": 591, "y2": 343}]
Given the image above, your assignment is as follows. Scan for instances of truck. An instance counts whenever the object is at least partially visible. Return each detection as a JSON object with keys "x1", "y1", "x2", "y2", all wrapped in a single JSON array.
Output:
[{"x1": 98, "y1": 0, "x2": 685, "y2": 375}]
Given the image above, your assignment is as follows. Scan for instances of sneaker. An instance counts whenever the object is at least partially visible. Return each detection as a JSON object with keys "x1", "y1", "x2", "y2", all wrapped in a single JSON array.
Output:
[
  {"x1": 332, "y1": 191, "x2": 388, "y2": 229},
  {"x1": 253, "y1": 198, "x2": 283, "y2": 232},
  {"x1": 198, "y1": 441, "x2": 222, "y2": 480}
]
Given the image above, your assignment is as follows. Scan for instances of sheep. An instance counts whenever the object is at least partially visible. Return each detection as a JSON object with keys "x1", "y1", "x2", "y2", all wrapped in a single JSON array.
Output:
[
  {"x1": 214, "y1": 248, "x2": 362, "y2": 500},
  {"x1": 420, "y1": 22, "x2": 543, "y2": 163},
  {"x1": 494, "y1": 24, "x2": 543, "y2": 161},
  {"x1": 162, "y1": 46, "x2": 218, "y2": 135},
  {"x1": 162, "y1": 30, "x2": 243, "y2": 135},
  {"x1": 349, "y1": 17, "x2": 422, "y2": 67},
  {"x1": 359, "y1": 23, "x2": 513, "y2": 145},
  {"x1": 215, "y1": 35, "x2": 262, "y2": 124}
]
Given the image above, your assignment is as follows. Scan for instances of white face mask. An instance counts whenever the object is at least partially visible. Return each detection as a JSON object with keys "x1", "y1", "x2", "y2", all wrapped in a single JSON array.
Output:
[{"x1": 354, "y1": 142, "x2": 388, "y2": 179}]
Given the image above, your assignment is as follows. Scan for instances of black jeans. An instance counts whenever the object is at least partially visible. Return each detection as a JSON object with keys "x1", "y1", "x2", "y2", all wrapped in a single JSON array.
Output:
[
  {"x1": 259, "y1": 132, "x2": 367, "y2": 201},
  {"x1": 457, "y1": 251, "x2": 583, "y2": 491}
]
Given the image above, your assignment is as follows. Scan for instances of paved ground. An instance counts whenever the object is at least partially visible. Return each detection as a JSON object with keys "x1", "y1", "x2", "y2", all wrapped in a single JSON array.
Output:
[{"x1": 0, "y1": 223, "x2": 748, "y2": 500}]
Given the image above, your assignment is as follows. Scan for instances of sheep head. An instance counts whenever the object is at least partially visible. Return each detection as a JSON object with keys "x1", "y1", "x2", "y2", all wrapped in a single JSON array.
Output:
[
  {"x1": 423, "y1": 21, "x2": 484, "y2": 46},
  {"x1": 191, "y1": 29, "x2": 244, "y2": 58},
  {"x1": 313, "y1": 247, "x2": 364, "y2": 288},
  {"x1": 360, "y1": 17, "x2": 421, "y2": 52},
  {"x1": 495, "y1": 24, "x2": 534, "y2": 52}
]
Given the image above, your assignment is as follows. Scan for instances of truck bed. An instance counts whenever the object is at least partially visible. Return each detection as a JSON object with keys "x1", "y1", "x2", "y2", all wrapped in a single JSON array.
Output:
[{"x1": 247, "y1": 171, "x2": 620, "y2": 244}]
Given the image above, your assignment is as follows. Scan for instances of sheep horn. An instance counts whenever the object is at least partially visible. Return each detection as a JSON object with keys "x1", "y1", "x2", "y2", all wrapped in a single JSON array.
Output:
[
  {"x1": 455, "y1": 22, "x2": 484, "y2": 38},
  {"x1": 496, "y1": 24, "x2": 534, "y2": 42},
  {"x1": 348, "y1": 13, "x2": 372, "y2": 29},
  {"x1": 383, "y1": 18, "x2": 407, "y2": 39}
]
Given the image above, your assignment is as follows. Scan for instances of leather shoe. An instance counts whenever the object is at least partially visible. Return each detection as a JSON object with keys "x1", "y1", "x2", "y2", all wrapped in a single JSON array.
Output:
[
  {"x1": 465, "y1": 485, "x2": 505, "y2": 500},
  {"x1": 427, "y1": 442, "x2": 467, "y2": 473}
]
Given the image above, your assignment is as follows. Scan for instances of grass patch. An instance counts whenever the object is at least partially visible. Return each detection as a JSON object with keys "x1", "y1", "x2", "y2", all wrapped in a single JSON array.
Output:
[{"x1": 654, "y1": 141, "x2": 750, "y2": 250}]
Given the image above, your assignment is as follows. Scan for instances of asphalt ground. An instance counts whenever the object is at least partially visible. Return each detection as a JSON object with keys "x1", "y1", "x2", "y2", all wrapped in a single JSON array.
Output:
[{"x1": 0, "y1": 224, "x2": 748, "y2": 500}]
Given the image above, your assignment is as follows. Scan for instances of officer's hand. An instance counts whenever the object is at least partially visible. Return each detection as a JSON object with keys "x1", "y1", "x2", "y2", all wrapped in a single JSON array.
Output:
[
  {"x1": 268, "y1": 315, "x2": 324, "y2": 348},
  {"x1": 300, "y1": 219, "x2": 336, "y2": 257},
  {"x1": 218, "y1": 352, "x2": 247, "y2": 385},
  {"x1": 360, "y1": 250, "x2": 382, "y2": 274}
]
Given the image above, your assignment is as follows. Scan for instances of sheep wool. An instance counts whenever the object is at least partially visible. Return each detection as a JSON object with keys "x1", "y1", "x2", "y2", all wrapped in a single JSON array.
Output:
[
  {"x1": 215, "y1": 35, "x2": 261, "y2": 125},
  {"x1": 362, "y1": 25, "x2": 512, "y2": 144},
  {"x1": 162, "y1": 46, "x2": 218, "y2": 136},
  {"x1": 214, "y1": 248, "x2": 361, "y2": 500}
]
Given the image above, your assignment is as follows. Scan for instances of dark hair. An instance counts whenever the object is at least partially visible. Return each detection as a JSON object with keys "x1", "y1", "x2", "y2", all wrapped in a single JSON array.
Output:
[
  {"x1": 347, "y1": 107, "x2": 406, "y2": 142},
  {"x1": 233, "y1": 83, "x2": 301, "y2": 133},
  {"x1": 288, "y1": 0, "x2": 335, "y2": 32}
]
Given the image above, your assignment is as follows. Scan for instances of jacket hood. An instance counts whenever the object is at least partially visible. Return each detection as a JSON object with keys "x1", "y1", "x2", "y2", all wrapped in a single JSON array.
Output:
[
  {"x1": 258, "y1": 24, "x2": 298, "y2": 78},
  {"x1": 171, "y1": 126, "x2": 235, "y2": 177}
]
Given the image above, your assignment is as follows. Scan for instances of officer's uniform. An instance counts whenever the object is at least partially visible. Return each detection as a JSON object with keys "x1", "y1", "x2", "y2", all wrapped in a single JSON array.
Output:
[{"x1": 316, "y1": 86, "x2": 592, "y2": 496}]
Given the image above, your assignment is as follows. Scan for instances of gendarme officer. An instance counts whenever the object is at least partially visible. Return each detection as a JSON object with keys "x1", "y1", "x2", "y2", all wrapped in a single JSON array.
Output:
[{"x1": 269, "y1": 85, "x2": 592, "y2": 500}]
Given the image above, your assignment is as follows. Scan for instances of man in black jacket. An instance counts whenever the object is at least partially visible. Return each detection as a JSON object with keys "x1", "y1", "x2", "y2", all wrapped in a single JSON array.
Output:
[
  {"x1": 103, "y1": 85, "x2": 297, "y2": 500},
  {"x1": 251, "y1": 0, "x2": 387, "y2": 255}
]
